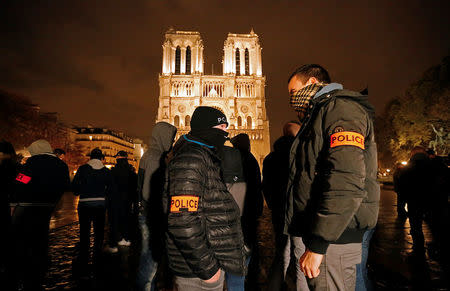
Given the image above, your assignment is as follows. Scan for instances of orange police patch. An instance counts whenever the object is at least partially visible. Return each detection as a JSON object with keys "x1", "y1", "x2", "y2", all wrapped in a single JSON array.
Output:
[
  {"x1": 330, "y1": 131, "x2": 365, "y2": 149},
  {"x1": 170, "y1": 195, "x2": 199, "y2": 213}
]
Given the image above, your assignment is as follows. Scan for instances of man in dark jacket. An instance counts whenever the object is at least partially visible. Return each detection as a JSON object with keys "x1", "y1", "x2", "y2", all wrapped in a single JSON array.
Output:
[
  {"x1": 136, "y1": 121, "x2": 177, "y2": 291},
  {"x1": 164, "y1": 106, "x2": 247, "y2": 290},
  {"x1": 230, "y1": 133, "x2": 263, "y2": 290},
  {"x1": 12, "y1": 139, "x2": 70, "y2": 290},
  {"x1": 263, "y1": 122, "x2": 301, "y2": 290},
  {"x1": 285, "y1": 64, "x2": 380, "y2": 290},
  {"x1": 72, "y1": 148, "x2": 115, "y2": 267},
  {"x1": 397, "y1": 146, "x2": 432, "y2": 254},
  {"x1": 109, "y1": 150, "x2": 137, "y2": 248}
]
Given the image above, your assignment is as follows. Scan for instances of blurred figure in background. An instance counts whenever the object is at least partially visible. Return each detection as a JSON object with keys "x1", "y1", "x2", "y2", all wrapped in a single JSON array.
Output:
[
  {"x1": 397, "y1": 146, "x2": 431, "y2": 255},
  {"x1": 263, "y1": 122, "x2": 301, "y2": 290},
  {"x1": 109, "y1": 150, "x2": 137, "y2": 249},
  {"x1": 12, "y1": 139, "x2": 70, "y2": 290},
  {"x1": 135, "y1": 122, "x2": 177, "y2": 291},
  {"x1": 72, "y1": 148, "x2": 115, "y2": 271},
  {"x1": 230, "y1": 133, "x2": 263, "y2": 290}
]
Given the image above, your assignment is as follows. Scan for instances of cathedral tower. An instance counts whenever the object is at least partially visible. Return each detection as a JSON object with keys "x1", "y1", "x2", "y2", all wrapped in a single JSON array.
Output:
[{"x1": 156, "y1": 29, "x2": 270, "y2": 165}]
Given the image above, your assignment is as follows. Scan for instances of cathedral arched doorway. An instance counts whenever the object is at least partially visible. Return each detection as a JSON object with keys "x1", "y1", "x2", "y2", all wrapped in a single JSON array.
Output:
[
  {"x1": 174, "y1": 115, "x2": 180, "y2": 127},
  {"x1": 237, "y1": 116, "x2": 242, "y2": 128},
  {"x1": 247, "y1": 116, "x2": 252, "y2": 129},
  {"x1": 185, "y1": 115, "x2": 191, "y2": 128}
]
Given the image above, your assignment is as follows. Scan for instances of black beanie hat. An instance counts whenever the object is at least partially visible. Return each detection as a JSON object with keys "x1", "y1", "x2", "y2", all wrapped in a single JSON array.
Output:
[{"x1": 190, "y1": 106, "x2": 228, "y2": 130}]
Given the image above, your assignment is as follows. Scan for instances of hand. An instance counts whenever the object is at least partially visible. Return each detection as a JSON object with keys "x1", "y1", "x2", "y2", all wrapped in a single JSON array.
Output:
[
  {"x1": 203, "y1": 269, "x2": 221, "y2": 283},
  {"x1": 299, "y1": 249, "x2": 323, "y2": 279}
]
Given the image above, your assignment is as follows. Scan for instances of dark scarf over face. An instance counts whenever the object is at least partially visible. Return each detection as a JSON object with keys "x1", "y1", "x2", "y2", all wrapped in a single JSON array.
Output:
[{"x1": 189, "y1": 128, "x2": 229, "y2": 154}]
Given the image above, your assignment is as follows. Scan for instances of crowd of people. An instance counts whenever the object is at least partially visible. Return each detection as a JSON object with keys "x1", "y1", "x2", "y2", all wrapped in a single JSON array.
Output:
[{"x1": 1, "y1": 64, "x2": 446, "y2": 291}]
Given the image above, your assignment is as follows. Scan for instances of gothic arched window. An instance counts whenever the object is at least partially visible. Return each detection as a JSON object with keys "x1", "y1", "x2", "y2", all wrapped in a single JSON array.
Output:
[
  {"x1": 186, "y1": 46, "x2": 191, "y2": 75},
  {"x1": 237, "y1": 116, "x2": 242, "y2": 128},
  {"x1": 175, "y1": 46, "x2": 181, "y2": 75},
  {"x1": 235, "y1": 48, "x2": 240, "y2": 75},
  {"x1": 174, "y1": 115, "x2": 180, "y2": 127},
  {"x1": 185, "y1": 115, "x2": 191, "y2": 128},
  {"x1": 245, "y1": 48, "x2": 249, "y2": 75},
  {"x1": 247, "y1": 116, "x2": 252, "y2": 128}
]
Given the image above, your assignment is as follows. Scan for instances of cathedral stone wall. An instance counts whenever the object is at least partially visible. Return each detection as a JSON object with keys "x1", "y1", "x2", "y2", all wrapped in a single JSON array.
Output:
[{"x1": 156, "y1": 29, "x2": 270, "y2": 166}]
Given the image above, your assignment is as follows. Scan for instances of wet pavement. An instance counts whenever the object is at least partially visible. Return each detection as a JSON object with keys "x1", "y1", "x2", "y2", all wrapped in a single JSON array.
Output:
[{"x1": 41, "y1": 187, "x2": 448, "y2": 290}]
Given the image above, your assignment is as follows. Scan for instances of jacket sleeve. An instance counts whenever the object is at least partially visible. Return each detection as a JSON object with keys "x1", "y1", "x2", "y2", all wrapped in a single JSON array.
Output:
[
  {"x1": 142, "y1": 156, "x2": 160, "y2": 203},
  {"x1": 71, "y1": 166, "x2": 83, "y2": 196},
  {"x1": 308, "y1": 99, "x2": 368, "y2": 254},
  {"x1": 166, "y1": 149, "x2": 220, "y2": 280}
]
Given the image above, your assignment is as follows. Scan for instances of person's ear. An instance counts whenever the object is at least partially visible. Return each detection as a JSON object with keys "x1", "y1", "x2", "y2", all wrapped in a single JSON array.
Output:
[{"x1": 306, "y1": 77, "x2": 319, "y2": 85}]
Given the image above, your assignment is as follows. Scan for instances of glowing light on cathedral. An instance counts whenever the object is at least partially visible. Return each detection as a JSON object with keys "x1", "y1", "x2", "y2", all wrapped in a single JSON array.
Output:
[{"x1": 156, "y1": 29, "x2": 270, "y2": 165}]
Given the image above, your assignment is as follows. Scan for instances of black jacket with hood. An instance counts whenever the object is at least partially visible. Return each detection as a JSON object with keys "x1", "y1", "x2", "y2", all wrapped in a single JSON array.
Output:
[
  {"x1": 137, "y1": 122, "x2": 177, "y2": 208},
  {"x1": 136, "y1": 122, "x2": 177, "y2": 258},
  {"x1": 14, "y1": 139, "x2": 70, "y2": 206},
  {"x1": 72, "y1": 159, "x2": 115, "y2": 207},
  {"x1": 163, "y1": 133, "x2": 247, "y2": 280},
  {"x1": 284, "y1": 88, "x2": 380, "y2": 255}
]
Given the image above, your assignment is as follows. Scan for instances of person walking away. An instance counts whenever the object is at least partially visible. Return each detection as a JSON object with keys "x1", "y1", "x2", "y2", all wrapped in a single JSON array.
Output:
[
  {"x1": 285, "y1": 64, "x2": 379, "y2": 290},
  {"x1": 398, "y1": 146, "x2": 432, "y2": 256},
  {"x1": 135, "y1": 121, "x2": 177, "y2": 291},
  {"x1": 109, "y1": 150, "x2": 137, "y2": 249},
  {"x1": 11, "y1": 139, "x2": 70, "y2": 290},
  {"x1": 230, "y1": 133, "x2": 263, "y2": 290},
  {"x1": 163, "y1": 106, "x2": 247, "y2": 290},
  {"x1": 263, "y1": 122, "x2": 302, "y2": 291},
  {"x1": 72, "y1": 148, "x2": 115, "y2": 270}
]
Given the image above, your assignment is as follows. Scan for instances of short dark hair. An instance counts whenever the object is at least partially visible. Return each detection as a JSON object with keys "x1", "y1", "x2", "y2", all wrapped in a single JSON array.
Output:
[
  {"x1": 54, "y1": 148, "x2": 66, "y2": 155},
  {"x1": 288, "y1": 64, "x2": 331, "y2": 84}
]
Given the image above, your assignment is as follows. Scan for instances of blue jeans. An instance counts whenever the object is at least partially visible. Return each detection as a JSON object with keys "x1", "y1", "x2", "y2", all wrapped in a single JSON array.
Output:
[
  {"x1": 136, "y1": 213, "x2": 158, "y2": 291},
  {"x1": 225, "y1": 256, "x2": 251, "y2": 291},
  {"x1": 356, "y1": 228, "x2": 375, "y2": 291}
]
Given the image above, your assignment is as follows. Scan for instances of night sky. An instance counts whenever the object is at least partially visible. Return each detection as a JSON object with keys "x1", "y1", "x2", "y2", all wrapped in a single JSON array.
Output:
[{"x1": 1, "y1": 0, "x2": 449, "y2": 144}]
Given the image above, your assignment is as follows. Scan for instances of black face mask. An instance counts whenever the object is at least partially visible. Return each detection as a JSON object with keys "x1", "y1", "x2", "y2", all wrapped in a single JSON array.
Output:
[{"x1": 190, "y1": 128, "x2": 229, "y2": 152}]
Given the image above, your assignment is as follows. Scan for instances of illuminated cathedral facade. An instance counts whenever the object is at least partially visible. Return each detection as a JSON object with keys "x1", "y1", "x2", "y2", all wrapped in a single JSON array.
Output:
[{"x1": 156, "y1": 28, "x2": 270, "y2": 164}]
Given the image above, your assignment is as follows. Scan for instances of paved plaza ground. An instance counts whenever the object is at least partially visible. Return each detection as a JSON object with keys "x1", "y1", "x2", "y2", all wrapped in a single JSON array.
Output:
[{"x1": 42, "y1": 186, "x2": 448, "y2": 290}]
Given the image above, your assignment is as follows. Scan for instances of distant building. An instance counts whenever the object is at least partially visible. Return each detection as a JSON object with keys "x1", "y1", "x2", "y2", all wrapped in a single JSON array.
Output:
[
  {"x1": 156, "y1": 28, "x2": 270, "y2": 165},
  {"x1": 74, "y1": 126, "x2": 139, "y2": 170}
]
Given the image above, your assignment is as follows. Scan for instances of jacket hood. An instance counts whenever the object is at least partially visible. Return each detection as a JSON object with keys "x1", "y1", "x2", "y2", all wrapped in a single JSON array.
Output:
[
  {"x1": 87, "y1": 159, "x2": 104, "y2": 170},
  {"x1": 149, "y1": 122, "x2": 177, "y2": 153},
  {"x1": 318, "y1": 89, "x2": 376, "y2": 120},
  {"x1": 27, "y1": 139, "x2": 54, "y2": 157}
]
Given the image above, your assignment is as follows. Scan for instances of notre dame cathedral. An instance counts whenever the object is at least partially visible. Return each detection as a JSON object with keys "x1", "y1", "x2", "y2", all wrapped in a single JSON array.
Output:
[{"x1": 156, "y1": 28, "x2": 270, "y2": 165}]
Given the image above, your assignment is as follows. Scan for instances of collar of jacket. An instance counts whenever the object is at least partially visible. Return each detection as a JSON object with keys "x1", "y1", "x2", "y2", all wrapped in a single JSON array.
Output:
[
  {"x1": 182, "y1": 135, "x2": 214, "y2": 149},
  {"x1": 313, "y1": 83, "x2": 343, "y2": 99}
]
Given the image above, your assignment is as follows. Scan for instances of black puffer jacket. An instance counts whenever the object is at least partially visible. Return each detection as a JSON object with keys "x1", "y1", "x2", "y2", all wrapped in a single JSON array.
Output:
[
  {"x1": 284, "y1": 88, "x2": 380, "y2": 255},
  {"x1": 163, "y1": 134, "x2": 247, "y2": 280}
]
